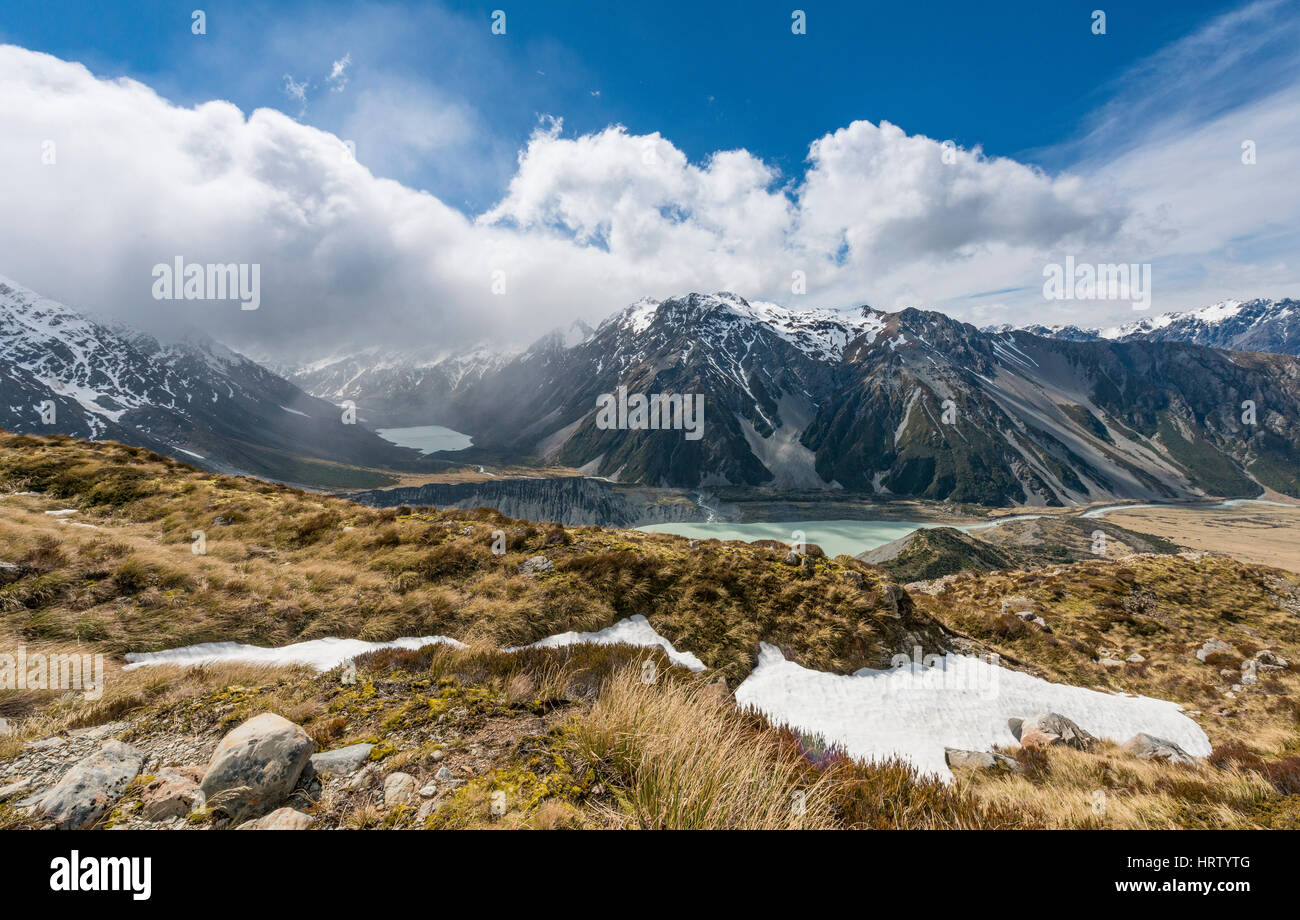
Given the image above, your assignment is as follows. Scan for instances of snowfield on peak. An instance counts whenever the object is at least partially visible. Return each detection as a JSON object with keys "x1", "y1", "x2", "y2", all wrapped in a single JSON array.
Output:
[
  {"x1": 1100, "y1": 299, "x2": 1246, "y2": 339},
  {"x1": 603, "y1": 291, "x2": 885, "y2": 362}
]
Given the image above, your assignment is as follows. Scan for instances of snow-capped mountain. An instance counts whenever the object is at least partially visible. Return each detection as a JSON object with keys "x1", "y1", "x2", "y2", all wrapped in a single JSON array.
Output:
[
  {"x1": 0, "y1": 276, "x2": 426, "y2": 485},
  {"x1": 431, "y1": 292, "x2": 1300, "y2": 504},
  {"x1": 999, "y1": 299, "x2": 1300, "y2": 356},
  {"x1": 1100, "y1": 298, "x2": 1300, "y2": 354},
  {"x1": 284, "y1": 343, "x2": 520, "y2": 429}
]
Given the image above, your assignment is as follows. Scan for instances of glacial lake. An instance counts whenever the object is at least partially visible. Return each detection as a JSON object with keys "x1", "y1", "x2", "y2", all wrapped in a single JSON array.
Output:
[
  {"x1": 638, "y1": 499, "x2": 1296, "y2": 558},
  {"x1": 637, "y1": 520, "x2": 941, "y2": 558},
  {"x1": 376, "y1": 425, "x2": 473, "y2": 454}
]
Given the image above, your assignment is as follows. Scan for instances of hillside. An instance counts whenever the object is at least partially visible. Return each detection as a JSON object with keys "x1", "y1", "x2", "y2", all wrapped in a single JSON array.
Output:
[
  {"x1": 0, "y1": 277, "x2": 436, "y2": 489},
  {"x1": 1, "y1": 434, "x2": 1298, "y2": 830}
]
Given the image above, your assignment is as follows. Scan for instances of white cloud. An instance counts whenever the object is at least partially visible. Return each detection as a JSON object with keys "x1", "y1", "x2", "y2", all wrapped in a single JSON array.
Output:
[
  {"x1": 0, "y1": 1, "x2": 1296, "y2": 361},
  {"x1": 326, "y1": 53, "x2": 351, "y2": 93}
]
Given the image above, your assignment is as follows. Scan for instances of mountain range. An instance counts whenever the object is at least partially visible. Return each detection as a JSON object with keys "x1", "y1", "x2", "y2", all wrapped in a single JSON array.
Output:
[
  {"x1": 310, "y1": 291, "x2": 1300, "y2": 504},
  {"x1": 5, "y1": 276, "x2": 1299, "y2": 505},
  {"x1": 996, "y1": 298, "x2": 1300, "y2": 356}
]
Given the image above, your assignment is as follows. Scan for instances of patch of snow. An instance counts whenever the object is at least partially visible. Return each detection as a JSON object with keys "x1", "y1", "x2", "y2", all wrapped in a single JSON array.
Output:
[
  {"x1": 515, "y1": 615, "x2": 706, "y2": 672},
  {"x1": 124, "y1": 615, "x2": 706, "y2": 674},
  {"x1": 124, "y1": 636, "x2": 467, "y2": 671},
  {"x1": 736, "y1": 643, "x2": 1209, "y2": 781}
]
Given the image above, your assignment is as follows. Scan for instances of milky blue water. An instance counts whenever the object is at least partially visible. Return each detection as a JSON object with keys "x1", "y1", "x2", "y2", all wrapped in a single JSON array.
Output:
[
  {"x1": 637, "y1": 519, "x2": 940, "y2": 558},
  {"x1": 376, "y1": 425, "x2": 473, "y2": 454}
]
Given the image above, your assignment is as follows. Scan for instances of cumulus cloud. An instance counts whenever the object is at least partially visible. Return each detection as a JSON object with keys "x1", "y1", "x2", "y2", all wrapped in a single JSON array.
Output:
[{"x1": 0, "y1": 1, "x2": 1296, "y2": 361}]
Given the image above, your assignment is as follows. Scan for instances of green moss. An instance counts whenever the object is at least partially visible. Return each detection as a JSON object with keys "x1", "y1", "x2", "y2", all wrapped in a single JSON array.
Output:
[{"x1": 368, "y1": 740, "x2": 399, "y2": 762}]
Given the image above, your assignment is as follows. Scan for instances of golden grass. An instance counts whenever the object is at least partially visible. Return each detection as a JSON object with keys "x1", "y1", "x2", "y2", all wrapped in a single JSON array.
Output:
[
  {"x1": 570, "y1": 666, "x2": 835, "y2": 829},
  {"x1": 0, "y1": 434, "x2": 945, "y2": 687},
  {"x1": 958, "y1": 742, "x2": 1285, "y2": 829}
]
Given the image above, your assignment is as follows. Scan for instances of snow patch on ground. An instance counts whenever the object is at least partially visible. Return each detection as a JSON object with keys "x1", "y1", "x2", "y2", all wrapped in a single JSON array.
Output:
[
  {"x1": 514, "y1": 615, "x2": 706, "y2": 672},
  {"x1": 124, "y1": 636, "x2": 467, "y2": 671},
  {"x1": 125, "y1": 615, "x2": 705, "y2": 674},
  {"x1": 736, "y1": 644, "x2": 1209, "y2": 781}
]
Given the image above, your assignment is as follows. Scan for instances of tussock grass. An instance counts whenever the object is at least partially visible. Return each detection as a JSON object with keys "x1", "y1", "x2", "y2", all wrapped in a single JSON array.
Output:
[
  {"x1": 570, "y1": 666, "x2": 835, "y2": 829},
  {"x1": 0, "y1": 434, "x2": 946, "y2": 686},
  {"x1": 959, "y1": 742, "x2": 1284, "y2": 829}
]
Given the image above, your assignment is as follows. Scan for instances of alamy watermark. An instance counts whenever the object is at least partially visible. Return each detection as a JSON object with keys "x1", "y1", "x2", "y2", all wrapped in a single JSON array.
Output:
[
  {"x1": 152, "y1": 258, "x2": 260, "y2": 310},
  {"x1": 1043, "y1": 256, "x2": 1151, "y2": 311},
  {"x1": 594, "y1": 385, "x2": 704, "y2": 441},
  {"x1": 0, "y1": 647, "x2": 105, "y2": 700},
  {"x1": 885, "y1": 647, "x2": 1002, "y2": 701}
]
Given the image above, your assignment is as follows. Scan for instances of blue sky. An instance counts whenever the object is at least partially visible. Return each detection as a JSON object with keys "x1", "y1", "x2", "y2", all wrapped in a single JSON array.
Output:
[
  {"x1": 0, "y1": 0, "x2": 1297, "y2": 352},
  {"x1": 0, "y1": 0, "x2": 1254, "y2": 208}
]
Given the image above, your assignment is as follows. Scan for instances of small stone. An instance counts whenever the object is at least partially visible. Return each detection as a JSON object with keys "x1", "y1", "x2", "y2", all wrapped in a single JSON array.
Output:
[
  {"x1": 383, "y1": 772, "x2": 416, "y2": 807},
  {"x1": 348, "y1": 764, "x2": 380, "y2": 791},
  {"x1": 430, "y1": 749, "x2": 446, "y2": 762},
  {"x1": 416, "y1": 799, "x2": 440, "y2": 821},
  {"x1": 199, "y1": 713, "x2": 315, "y2": 823},
  {"x1": 310, "y1": 743, "x2": 374, "y2": 777},
  {"x1": 236, "y1": 807, "x2": 313, "y2": 830},
  {"x1": 519, "y1": 556, "x2": 554, "y2": 575},
  {"x1": 435, "y1": 766, "x2": 454, "y2": 783},
  {"x1": 0, "y1": 561, "x2": 29, "y2": 585},
  {"x1": 140, "y1": 766, "x2": 204, "y2": 821},
  {"x1": 1015, "y1": 713, "x2": 1097, "y2": 751},
  {"x1": 1196, "y1": 639, "x2": 1235, "y2": 663},
  {"x1": 1126, "y1": 653, "x2": 1146, "y2": 664},
  {"x1": 1253, "y1": 650, "x2": 1289, "y2": 672},
  {"x1": 419, "y1": 784, "x2": 438, "y2": 798},
  {"x1": 944, "y1": 748, "x2": 1022, "y2": 773},
  {"x1": 1099, "y1": 658, "x2": 1124, "y2": 670},
  {"x1": 1121, "y1": 733, "x2": 1198, "y2": 766}
]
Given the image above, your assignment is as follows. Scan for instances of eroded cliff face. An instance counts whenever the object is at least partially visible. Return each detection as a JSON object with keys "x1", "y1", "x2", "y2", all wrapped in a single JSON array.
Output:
[{"x1": 348, "y1": 476, "x2": 710, "y2": 527}]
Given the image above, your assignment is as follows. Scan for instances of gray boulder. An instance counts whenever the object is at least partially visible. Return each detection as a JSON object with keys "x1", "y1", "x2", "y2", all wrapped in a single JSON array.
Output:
[
  {"x1": 37, "y1": 740, "x2": 144, "y2": 829},
  {"x1": 199, "y1": 713, "x2": 315, "y2": 823},
  {"x1": 1196, "y1": 639, "x2": 1235, "y2": 663},
  {"x1": 1253, "y1": 649, "x2": 1289, "y2": 672},
  {"x1": 310, "y1": 743, "x2": 374, "y2": 777},
  {"x1": 1121, "y1": 733, "x2": 1198, "y2": 766},
  {"x1": 1016, "y1": 712, "x2": 1097, "y2": 751}
]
